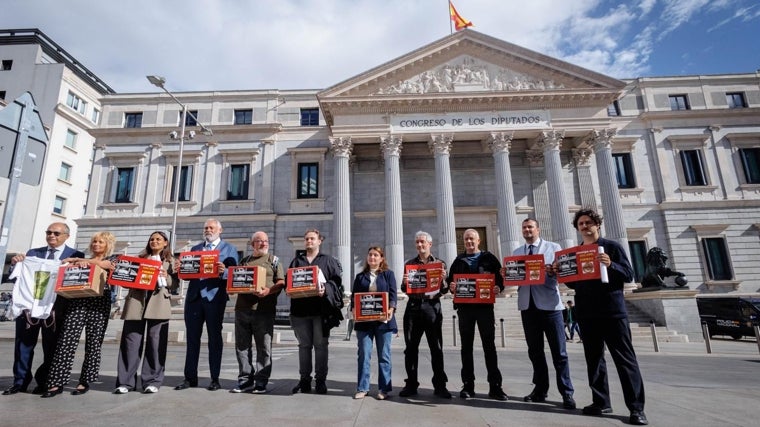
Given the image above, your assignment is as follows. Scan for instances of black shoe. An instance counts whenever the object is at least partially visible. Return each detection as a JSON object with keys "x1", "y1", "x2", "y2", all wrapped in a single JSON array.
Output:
[
  {"x1": 251, "y1": 384, "x2": 267, "y2": 394},
  {"x1": 71, "y1": 383, "x2": 89, "y2": 395},
  {"x1": 41, "y1": 387, "x2": 63, "y2": 398},
  {"x1": 629, "y1": 411, "x2": 648, "y2": 425},
  {"x1": 523, "y1": 390, "x2": 547, "y2": 402},
  {"x1": 399, "y1": 386, "x2": 418, "y2": 397},
  {"x1": 582, "y1": 404, "x2": 613, "y2": 416},
  {"x1": 460, "y1": 389, "x2": 475, "y2": 399},
  {"x1": 292, "y1": 379, "x2": 311, "y2": 394},
  {"x1": 433, "y1": 387, "x2": 452, "y2": 399},
  {"x1": 2, "y1": 385, "x2": 24, "y2": 395},
  {"x1": 562, "y1": 396, "x2": 577, "y2": 410},
  {"x1": 230, "y1": 380, "x2": 254, "y2": 393},
  {"x1": 31, "y1": 385, "x2": 46, "y2": 395},
  {"x1": 174, "y1": 380, "x2": 197, "y2": 390},
  {"x1": 207, "y1": 380, "x2": 221, "y2": 391},
  {"x1": 314, "y1": 380, "x2": 327, "y2": 394},
  {"x1": 488, "y1": 387, "x2": 508, "y2": 401}
]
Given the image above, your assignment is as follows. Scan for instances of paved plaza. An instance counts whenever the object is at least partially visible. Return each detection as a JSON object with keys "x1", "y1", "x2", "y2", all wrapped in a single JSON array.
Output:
[{"x1": 0, "y1": 319, "x2": 758, "y2": 426}]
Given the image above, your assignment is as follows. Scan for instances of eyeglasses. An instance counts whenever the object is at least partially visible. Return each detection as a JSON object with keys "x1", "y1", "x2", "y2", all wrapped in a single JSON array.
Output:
[
  {"x1": 252, "y1": 239, "x2": 269, "y2": 244},
  {"x1": 45, "y1": 230, "x2": 66, "y2": 236}
]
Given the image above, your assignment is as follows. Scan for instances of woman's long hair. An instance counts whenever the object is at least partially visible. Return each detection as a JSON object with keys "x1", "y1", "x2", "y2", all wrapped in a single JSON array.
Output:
[
  {"x1": 90, "y1": 231, "x2": 116, "y2": 257},
  {"x1": 361, "y1": 246, "x2": 389, "y2": 273},
  {"x1": 139, "y1": 231, "x2": 173, "y2": 262}
]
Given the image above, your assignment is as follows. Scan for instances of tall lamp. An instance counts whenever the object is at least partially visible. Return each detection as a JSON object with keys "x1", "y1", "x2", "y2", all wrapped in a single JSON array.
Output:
[{"x1": 146, "y1": 75, "x2": 212, "y2": 253}]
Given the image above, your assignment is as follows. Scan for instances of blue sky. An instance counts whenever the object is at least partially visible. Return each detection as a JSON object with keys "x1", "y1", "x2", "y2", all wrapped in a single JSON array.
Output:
[{"x1": 2, "y1": 0, "x2": 759, "y2": 93}]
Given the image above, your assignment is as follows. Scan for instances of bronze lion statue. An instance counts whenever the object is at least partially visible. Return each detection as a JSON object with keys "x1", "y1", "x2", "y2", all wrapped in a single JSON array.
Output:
[{"x1": 641, "y1": 247, "x2": 688, "y2": 288}]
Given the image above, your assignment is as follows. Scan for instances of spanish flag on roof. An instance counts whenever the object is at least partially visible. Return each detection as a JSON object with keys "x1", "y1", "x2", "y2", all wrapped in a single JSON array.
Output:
[{"x1": 449, "y1": 1, "x2": 473, "y2": 31}]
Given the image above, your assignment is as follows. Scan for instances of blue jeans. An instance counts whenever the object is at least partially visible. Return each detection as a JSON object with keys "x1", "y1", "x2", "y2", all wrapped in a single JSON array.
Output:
[{"x1": 356, "y1": 328, "x2": 392, "y2": 393}]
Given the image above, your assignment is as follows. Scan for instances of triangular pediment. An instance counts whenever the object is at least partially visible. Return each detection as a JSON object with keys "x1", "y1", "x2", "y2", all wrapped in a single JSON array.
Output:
[{"x1": 319, "y1": 29, "x2": 624, "y2": 99}]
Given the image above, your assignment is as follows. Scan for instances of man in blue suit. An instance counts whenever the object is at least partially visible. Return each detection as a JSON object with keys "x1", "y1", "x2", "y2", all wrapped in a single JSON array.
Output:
[
  {"x1": 512, "y1": 218, "x2": 575, "y2": 409},
  {"x1": 3, "y1": 222, "x2": 84, "y2": 395},
  {"x1": 174, "y1": 218, "x2": 239, "y2": 391}
]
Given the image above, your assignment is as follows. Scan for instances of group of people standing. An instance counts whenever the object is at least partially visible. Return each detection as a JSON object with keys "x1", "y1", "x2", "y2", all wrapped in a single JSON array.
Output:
[{"x1": 3, "y1": 208, "x2": 647, "y2": 426}]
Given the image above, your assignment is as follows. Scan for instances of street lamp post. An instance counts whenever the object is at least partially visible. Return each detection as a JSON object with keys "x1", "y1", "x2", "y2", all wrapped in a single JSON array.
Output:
[{"x1": 146, "y1": 75, "x2": 212, "y2": 253}]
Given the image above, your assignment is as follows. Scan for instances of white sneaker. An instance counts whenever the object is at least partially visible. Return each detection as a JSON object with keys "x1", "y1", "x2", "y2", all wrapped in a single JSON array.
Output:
[
  {"x1": 114, "y1": 386, "x2": 129, "y2": 394},
  {"x1": 144, "y1": 386, "x2": 159, "y2": 394},
  {"x1": 354, "y1": 391, "x2": 367, "y2": 399}
]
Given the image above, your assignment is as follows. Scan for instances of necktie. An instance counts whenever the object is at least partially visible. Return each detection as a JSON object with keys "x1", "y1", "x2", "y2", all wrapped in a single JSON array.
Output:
[
  {"x1": 204, "y1": 243, "x2": 213, "y2": 251},
  {"x1": 47, "y1": 248, "x2": 57, "y2": 260},
  {"x1": 528, "y1": 245, "x2": 534, "y2": 255}
]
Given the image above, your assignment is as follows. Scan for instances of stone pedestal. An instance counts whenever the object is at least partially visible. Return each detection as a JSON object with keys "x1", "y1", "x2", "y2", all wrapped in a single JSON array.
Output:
[{"x1": 626, "y1": 289, "x2": 702, "y2": 342}]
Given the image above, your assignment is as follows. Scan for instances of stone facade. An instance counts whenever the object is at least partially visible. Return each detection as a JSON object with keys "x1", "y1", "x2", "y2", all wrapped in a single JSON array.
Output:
[{"x1": 71, "y1": 30, "x2": 759, "y2": 300}]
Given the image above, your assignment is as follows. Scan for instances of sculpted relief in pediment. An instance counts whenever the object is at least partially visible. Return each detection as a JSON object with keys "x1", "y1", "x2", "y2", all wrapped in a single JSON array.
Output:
[{"x1": 376, "y1": 55, "x2": 565, "y2": 95}]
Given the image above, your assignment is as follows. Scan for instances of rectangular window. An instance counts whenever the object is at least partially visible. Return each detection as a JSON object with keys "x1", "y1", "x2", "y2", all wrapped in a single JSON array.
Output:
[
  {"x1": 739, "y1": 148, "x2": 760, "y2": 184},
  {"x1": 58, "y1": 163, "x2": 72, "y2": 181},
  {"x1": 227, "y1": 164, "x2": 250, "y2": 200},
  {"x1": 669, "y1": 94, "x2": 690, "y2": 111},
  {"x1": 0, "y1": 90, "x2": 6, "y2": 100},
  {"x1": 65, "y1": 129, "x2": 77, "y2": 149},
  {"x1": 66, "y1": 91, "x2": 87, "y2": 114},
  {"x1": 726, "y1": 92, "x2": 747, "y2": 109},
  {"x1": 1, "y1": 60, "x2": 12, "y2": 70},
  {"x1": 124, "y1": 112, "x2": 143, "y2": 128},
  {"x1": 53, "y1": 196, "x2": 65, "y2": 215},
  {"x1": 300, "y1": 108, "x2": 319, "y2": 126},
  {"x1": 91, "y1": 108, "x2": 100, "y2": 124},
  {"x1": 114, "y1": 167, "x2": 135, "y2": 203},
  {"x1": 612, "y1": 153, "x2": 636, "y2": 188},
  {"x1": 702, "y1": 238, "x2": 732, "y2": 280},
  {"x1": 297, "y1": 162, "x2": 318, "y2": 198},
  {"x1": 607, "y1": 100, "x2": 621, "y2": 117},
  {"x1": 170, "y1": 165, "x2": 193, "y2": 202},
  {"x1": 234, "y1": 109, "x2": 252, "y2": 125},
  {"x1": 628, "y1": 241, "x2": 647, "y2": 283},
  {"x1": 181, "y1": 110, "x2": 198, "y2": 126},
  {"x1": 680, "y1": 150, "x2": 707, "y2": 186}
]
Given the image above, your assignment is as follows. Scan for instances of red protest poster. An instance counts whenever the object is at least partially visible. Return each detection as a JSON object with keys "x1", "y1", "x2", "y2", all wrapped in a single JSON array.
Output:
[
  {"x1": 55, "y1": 264, "x2": 105, "y2": 298},
  {"x1": 556, "y1": 244, "x2": 601, "y2": 283},
  {"x1": 404, "y1": 262, "x2": 444, "y2": 294},
  {"x1": 503, "y1": 254, "x2": 546, "y2": 286},
  {"x1": 177, "y1": 250, "x2": 219, "y2": 280},
  {"x1": 286, "y1": 266, "x2": 320, "y2": 298},
  {"x1": 452, "y1": 274, "x2": 495, "y2": 304},
  {"x1": 109, "y1": 255, "x2": 163, "y2": 290},
  {"x1": 353, "y1": 292, "x2": 389, "y2": 322}
]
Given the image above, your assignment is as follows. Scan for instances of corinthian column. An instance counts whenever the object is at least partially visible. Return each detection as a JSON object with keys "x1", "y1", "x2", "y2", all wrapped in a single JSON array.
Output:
[
  {"x1": 429, "y1": 134, "x2": 457, "y2": 266},
  {"x1": 380, "y1": 135, "x2": 405, "y2": 277},
  {"x1": 488, "y1": 132, "x2": 520, "y2": 255},
  {"x1": 330, "y1": 136, "x2": 353, "y2": 295},
  {"x1": 590, "y1": 129, "x2": 629, "y2": 253},
  {"x1": 537, "y1": 130, "x2": 574, "y2": 248},
  {"x1": 572, "y1": 147, "x2": 598, "y2": 211}
]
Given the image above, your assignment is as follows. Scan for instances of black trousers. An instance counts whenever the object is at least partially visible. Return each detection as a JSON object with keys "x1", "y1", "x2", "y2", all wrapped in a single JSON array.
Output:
[
  {"x1": 578, "y1": 317, "x2": 645, "y2": 412},
  {"x1": 457, "y1": 305, "x2": 502, "y2": 388},
  {"x1": 402, "y1": 298, "x2": 448, "y2": 389}
]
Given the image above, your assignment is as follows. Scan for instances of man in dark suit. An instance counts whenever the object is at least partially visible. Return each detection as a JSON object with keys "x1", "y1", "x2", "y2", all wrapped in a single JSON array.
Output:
[
  {"x1": 3, "y1": 222, "x2": 84, "y2": 395},
  {"x1": 174, "y1": 218, "x2": 239, "y2": 391},
  {"x1": 564, "y1": 208, "x2": 647, "y2": 426}
]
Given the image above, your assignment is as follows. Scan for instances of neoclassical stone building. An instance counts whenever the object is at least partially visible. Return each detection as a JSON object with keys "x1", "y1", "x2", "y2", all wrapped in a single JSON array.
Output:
[{"x1": 78, "y1": 30, "x2": 760, "y2": 300}]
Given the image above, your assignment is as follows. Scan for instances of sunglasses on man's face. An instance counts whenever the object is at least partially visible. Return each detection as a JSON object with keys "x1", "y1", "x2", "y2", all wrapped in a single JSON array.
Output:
[{"x1": 45, "y1": 230, "x2": 65, "y2": 237}]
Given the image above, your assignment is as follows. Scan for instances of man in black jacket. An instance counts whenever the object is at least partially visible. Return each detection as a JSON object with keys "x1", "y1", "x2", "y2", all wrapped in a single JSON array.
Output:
[
  {"x1": 447, "y1": 229, "x2": 507, "y2": 401},
  {"x1": 288, "y1": 229, "x2": 343, "y2": 395},
  {"x1": 564, "y1": 209, "x2": 647, "y2": 426}
]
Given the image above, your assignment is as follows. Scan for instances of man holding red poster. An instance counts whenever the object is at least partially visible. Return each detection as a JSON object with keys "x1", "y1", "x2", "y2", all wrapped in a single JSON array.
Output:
[
  {"x1": 511, "y1": 219, "x2": 575, "y2": 410},
  {"x1": 447, "y1": 229, "x2": 507, "y2": 401},
  {"x1": 562, "y1": 209, "x2": 647, "y2": 426}
]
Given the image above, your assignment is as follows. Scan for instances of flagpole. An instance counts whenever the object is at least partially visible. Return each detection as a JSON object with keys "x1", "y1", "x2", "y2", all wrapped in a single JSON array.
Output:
[{"x1": 448, "y1": 1, "x2": 453, "y2": 34}]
